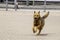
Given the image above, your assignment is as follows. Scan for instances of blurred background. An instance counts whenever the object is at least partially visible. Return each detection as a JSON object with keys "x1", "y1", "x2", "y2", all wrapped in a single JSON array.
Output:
[{"x1": 0, "y1": 0, "x2": 60, "y2": 11}]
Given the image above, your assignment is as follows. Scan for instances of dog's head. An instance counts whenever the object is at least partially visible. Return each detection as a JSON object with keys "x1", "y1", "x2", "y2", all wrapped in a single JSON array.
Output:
[{"x1": 34, "y1": 11, "x2": 41, "y2": 20}]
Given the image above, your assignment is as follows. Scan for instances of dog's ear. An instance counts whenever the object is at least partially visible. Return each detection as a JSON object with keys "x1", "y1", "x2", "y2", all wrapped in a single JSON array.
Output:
[
  {"x1": 38, "y1": 11, "x2": 40, "y2": 14},
  {"x1": 34, "y1": 11, "x2": 36, "y2": 13}
]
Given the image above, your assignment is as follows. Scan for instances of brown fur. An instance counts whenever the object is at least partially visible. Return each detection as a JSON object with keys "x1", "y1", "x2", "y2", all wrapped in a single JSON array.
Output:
[{"x1": 32, "y1": 11, "x2": 49, "y2": 35}]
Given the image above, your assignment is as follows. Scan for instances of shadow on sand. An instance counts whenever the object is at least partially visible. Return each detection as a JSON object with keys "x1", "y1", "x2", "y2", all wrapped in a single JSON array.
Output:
[
  {"x1": 39, "y1": 34, "x2": 48, "y2": 36},
  {"x1": 35, "y1": 33, "x2": 56, "y2": 37},
  {"x1": 21, "y1": 33, "x2": 56, "y2": 37}
]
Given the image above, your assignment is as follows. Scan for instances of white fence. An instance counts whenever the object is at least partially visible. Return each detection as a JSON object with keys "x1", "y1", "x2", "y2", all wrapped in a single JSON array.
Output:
[
  {"x1": 18, "y1": 0, "x2": 60, "y2": 1},
  {"x1": 0, "y1": 0, "x2": 60, "y2": 11}
]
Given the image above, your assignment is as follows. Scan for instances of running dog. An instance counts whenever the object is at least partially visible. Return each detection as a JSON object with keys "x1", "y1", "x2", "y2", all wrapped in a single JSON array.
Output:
[{"x1": 32, "y1": 11, "x2": 49, "y2": 35}]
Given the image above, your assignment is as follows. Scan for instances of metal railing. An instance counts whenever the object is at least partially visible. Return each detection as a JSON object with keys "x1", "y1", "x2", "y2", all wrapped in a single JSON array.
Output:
[
  {"x1": 0, "y1": 0, "x2": 60, "y2": 11},
  {"x1": 4, "y1": 0, "x2": 47, "y2": 11}
]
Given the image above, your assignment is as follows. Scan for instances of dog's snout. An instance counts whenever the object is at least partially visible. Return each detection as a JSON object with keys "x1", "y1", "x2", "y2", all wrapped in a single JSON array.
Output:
[{"x1": 34, "y1": 18, "x2": 37, "y2": 19}]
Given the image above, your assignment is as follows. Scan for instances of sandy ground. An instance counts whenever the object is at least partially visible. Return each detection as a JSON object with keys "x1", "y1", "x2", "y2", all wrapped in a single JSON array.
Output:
[{"x1": 0, "y1": 9, "x2": 60, "y2": 40}]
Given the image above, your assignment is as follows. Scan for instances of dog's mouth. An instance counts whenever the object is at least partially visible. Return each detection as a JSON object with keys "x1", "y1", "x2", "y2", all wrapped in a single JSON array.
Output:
[
  {"x1": 34, "y1": 18, "x2": 39, "y2": 20},
  {"x1": 34, "y1": 18, "x2": 37, "y2": 19}
]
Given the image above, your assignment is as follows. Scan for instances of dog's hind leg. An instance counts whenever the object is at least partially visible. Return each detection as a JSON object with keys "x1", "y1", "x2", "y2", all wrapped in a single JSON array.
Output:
[{"x1": 39, "y1": 25, "x2": 44, "y2": 34}]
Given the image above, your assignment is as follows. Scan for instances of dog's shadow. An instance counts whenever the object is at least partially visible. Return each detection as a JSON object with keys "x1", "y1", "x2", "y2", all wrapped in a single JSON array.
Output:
[
  {"x1": 21, "y1": 33, "x2": 48, "y2": 37},
  {"x1": 35, "y1": 33, "x2": 56, "y2": 36},
  {"x1": 20, "y1": 33, "x2": 56, "y2": 37},
  {"x1": 38, "y1": 34, "x2": 48, "y2": 36}
]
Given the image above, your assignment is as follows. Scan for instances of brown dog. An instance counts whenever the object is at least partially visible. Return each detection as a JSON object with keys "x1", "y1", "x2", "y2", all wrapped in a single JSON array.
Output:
[{"x1": 32, "y1": 11, "x2": 49, "y2": 35}]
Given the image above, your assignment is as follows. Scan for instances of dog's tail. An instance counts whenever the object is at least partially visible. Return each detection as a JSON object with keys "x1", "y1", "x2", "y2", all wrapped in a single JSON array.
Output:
[{"x1": 42, "y1": 11, "x2": 49, "y2": 19}]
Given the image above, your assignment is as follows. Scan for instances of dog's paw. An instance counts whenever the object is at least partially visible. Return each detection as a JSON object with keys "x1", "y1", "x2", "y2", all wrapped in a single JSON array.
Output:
[{"x1": 34, "y1": 28, "x2": 40, "y2": 35}]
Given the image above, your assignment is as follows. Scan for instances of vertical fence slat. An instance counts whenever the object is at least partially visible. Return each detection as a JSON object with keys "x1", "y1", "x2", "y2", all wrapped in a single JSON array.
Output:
[
  {"x1": 33, "y1": 0, "x2": 34, "y2": 6},
  {"x1": 6, "y1": 0, "x2": 8, "y2": 11},
  {"x1": 14, "y1": 0, "x2": 17, "y2": 11},
  {"x1": 26, "y1": 0, "x2": 29, "y2": 6},
  {"x1": 44, "y1": 0, "x2": 46, "y2": 12}
]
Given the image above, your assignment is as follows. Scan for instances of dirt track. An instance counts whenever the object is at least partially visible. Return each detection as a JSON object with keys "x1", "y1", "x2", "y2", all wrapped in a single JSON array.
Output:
[{"x1": 0, "y1": 9, "x2": 60, "y2": 40}]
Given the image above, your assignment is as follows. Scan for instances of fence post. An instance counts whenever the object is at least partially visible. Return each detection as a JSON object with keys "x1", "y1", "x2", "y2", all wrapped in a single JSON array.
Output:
[
  {"x1": 26, "y1": 0, "x2": 29, "y2": 6},
  {"x1": 14, "y1": 0, "x2": 17, "y2": 11},
  {"x1": 44, "y1": 0, "x2": 46, "y2": 12},
  {"x1": 33, "y1": 0, "x2": 34, "y2": 6},
  {"x1": 6, "y1": 0, "x2": 8, "y2": 11}
]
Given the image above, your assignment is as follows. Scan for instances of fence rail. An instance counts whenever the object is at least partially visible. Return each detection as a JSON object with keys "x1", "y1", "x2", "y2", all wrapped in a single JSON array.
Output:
[{"x1": 0, "y1": 0, "x2": 60, "y2": 11}]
